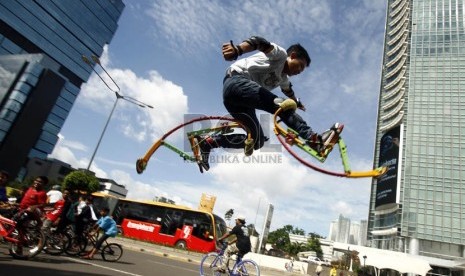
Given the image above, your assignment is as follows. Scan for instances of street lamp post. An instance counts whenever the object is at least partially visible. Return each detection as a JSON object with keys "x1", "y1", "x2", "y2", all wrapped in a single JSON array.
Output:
[
  {"x1": 363, "y1": 255, "x2": 367, "y2": 276},
  {"x1": 82, "y1": 54, "x2": 153, "y2": 171}
]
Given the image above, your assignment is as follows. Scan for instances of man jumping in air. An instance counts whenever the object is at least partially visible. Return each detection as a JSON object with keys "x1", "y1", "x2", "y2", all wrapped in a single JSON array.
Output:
[{"x1": 195, "y1": 36, "x2": 343, "y2": 171}]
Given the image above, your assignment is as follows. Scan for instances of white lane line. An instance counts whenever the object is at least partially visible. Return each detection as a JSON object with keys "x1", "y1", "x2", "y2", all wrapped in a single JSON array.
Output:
[
  {"x1": 148, "y1": 259, "x2": 198, "y2": 273},
  {"x1": 62, "y1": 256, "x2": 144, "y2": 276}
]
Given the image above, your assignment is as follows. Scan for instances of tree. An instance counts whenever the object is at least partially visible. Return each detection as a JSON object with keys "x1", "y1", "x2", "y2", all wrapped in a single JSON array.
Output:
[
  {"x1": 307, "y1": 234, "x2": 324, "y2": 258},
  {"x1": 267, "y1": 225, "x2": 325, "y2": 257},
  {"x1": 63, "y1": 170, "x2": 100, "y2": 194},
  {"x1": 267, "y1": 225, "x2": 304, "y2": 251}
]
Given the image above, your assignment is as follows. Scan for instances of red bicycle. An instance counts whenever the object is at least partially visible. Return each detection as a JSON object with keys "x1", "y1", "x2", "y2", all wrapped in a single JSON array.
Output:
[{"x1": 0, "y1": 209, "x2": 45, "y2": 259}]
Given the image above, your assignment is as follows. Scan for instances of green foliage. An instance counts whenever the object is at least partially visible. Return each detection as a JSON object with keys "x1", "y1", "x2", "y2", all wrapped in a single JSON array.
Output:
[
  {"x1": 267, "y1": 225, "x2": 324, "y2": 257},
  {"x1": 63, "y1": 170, "x2": 100, "y2": 194},
  {"x1": 307, "y1": 235, "x2": 324, "y2": 258}
]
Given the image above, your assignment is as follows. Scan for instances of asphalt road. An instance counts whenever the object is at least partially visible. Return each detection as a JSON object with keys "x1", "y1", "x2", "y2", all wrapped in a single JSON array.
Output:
[
  {"x1": 0, "y1": 237, "x2": 299, "y2": 276},
  {"x1": 0, "y1": 242, "x2": 200, "y2": 276}
]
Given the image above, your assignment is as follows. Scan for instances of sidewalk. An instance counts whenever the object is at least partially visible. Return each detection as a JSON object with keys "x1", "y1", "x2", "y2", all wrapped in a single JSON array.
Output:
[{"x1": 113, "y1": 236, "x2": 304, "y2": 276}]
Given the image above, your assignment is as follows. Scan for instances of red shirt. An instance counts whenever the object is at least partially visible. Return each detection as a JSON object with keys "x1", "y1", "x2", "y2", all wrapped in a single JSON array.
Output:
[
  {"x1": 45, "y1": 199, "x2": 65, "y2": 222},
  {"x1": 19, "y1": 187, "x2": 47, "y2": 210}
]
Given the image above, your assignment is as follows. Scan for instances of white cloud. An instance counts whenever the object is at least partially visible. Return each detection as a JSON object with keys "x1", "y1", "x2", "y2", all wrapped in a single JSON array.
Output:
[
  {"x1": 146, "y1": 0, "x2": 332, "y2": 56},
  {"x1": 49, "y1": 135, "x2": 108, "y2": 178},
  {"x1": 78, "y1": 47, "x2": 189, "y2": 143}
]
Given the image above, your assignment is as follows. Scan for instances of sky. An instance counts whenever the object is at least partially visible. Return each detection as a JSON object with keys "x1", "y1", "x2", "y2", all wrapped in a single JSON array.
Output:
[{"x1": 50, "y1": 0, "x2": 387, "y2": 237}]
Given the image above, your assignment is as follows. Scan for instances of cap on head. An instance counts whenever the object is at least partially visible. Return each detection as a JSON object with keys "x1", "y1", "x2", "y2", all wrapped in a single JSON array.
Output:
[
  {"x1": 235, "y1": 215, "x2": 246, "y2": 223},
  {"x1": 52, "y1": 185, "x2": 61, "y2": 190}
]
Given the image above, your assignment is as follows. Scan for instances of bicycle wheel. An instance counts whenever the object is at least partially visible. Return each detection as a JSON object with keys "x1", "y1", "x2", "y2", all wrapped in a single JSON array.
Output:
[
  {"x1": 101, "y1": 243, "x2": 123, "y2": 262},
  {"x1": 200, "y1": 252, "x2": 222, "y2": 276},
  {"x1": 9, "y1": 227, "x2": 45, "y2": 260},
  {"x1": 234, "y1": 259, "x2": 260, "y2": 276},
  {"x1": 65, "y1": 234, "x2": 87, "y2": 256},
  {"x1": 44, "y1": 231, "x2": 70, "y2": 255}
]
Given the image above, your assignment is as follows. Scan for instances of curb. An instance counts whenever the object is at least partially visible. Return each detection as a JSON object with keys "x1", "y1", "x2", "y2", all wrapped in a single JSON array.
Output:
[{"x1": 114, "y1": 237, "x2": 305, "y2": 276}]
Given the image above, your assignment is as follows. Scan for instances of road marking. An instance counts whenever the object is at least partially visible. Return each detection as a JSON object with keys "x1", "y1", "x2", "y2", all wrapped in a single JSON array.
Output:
[
  {"x1": 148, "y1": 259, "x2": 198, "y2": 273},
  {"x1": 63, "y1": 257, "x2": 144, "y2": 276}
]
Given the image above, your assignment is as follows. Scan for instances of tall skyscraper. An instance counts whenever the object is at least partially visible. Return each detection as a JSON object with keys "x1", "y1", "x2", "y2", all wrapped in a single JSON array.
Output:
[
  {"x1": 0, "y1": 1, "x2": 124, "y2": 179},
  {"x1": 328, "y1": 215, "x2": 368, "y2": 246},
  {"x1": 368, "y1": 0, "x2": 465, "y2": 273}
]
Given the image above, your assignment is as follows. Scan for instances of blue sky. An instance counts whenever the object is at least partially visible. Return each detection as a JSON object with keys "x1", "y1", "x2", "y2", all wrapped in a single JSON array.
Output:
[{"x1": 50, "y1": 0, "x2": 387, "y2": 237}]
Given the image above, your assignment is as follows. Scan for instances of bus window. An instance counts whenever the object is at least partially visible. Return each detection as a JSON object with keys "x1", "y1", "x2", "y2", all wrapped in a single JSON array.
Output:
[
  {"x1": 183, "y1": 212, "x2": 214, "y2": 241},
  {"x1": 160, "y1": 209, "x2": 183, "y2": 235},
  {"x1": 214, "y1": 214, "x2": 228, "y2": 238}
]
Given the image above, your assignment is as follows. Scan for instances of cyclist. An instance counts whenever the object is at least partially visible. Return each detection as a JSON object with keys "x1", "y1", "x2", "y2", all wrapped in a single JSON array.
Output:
[
  {"x1": 41, "y1": 190, "x2": 69, "y2": 236},
  {"x1": 216, "y1": 215, "x2": 251, "y2": 273},
  {"x1": 14, "y1": 176, "x2": 48, "y2": 226},
  {"x1": 82, "y1": 207, "x2": 118, "y2": 259}
]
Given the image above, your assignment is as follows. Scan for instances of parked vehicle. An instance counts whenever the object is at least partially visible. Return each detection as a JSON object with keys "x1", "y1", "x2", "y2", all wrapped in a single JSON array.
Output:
[{"x1": 305, "y1": 257, "x2": 331, "y2": 266}]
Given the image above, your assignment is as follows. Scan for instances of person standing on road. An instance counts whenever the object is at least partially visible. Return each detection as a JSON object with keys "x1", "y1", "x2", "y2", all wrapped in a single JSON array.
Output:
[
  {"x1": 316, "y1": 263, "x2": 323, "y2": 276},
  {"x1": 330, "y1": 266, "x2": 337, "y2": 276}
]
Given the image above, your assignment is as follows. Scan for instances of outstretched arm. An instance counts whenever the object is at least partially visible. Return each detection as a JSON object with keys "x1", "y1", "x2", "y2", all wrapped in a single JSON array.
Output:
[
  {"x1": 222, "y1": 36, "x2": 274, "y2": 61},
  {"x1": 282, "y1": 84, "x2": 306, "y2": 111}
]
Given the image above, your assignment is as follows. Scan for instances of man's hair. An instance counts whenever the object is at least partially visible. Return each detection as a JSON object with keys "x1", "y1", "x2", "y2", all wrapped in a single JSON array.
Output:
[
  {"x1": 37, "y1": 176, "x2": 49, "y2": 185},
  {"x1": 101, "y1": 207, "x2": 110, "y2": 213},
  {"x1": 287, "y1": 44, "x2": 311, "y2": 66}
]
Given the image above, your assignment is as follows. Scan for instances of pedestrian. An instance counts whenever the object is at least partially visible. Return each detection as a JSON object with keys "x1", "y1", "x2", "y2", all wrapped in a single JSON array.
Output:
[
  {"x1": 194, "y1": 36, "x2": 343, "y2": 171},
  {"x1": 285, "y1": 257, "x2": 295, "y2": 272},
  {"x1": 330, "y1": 266, "x2": 337, "y2": 276},
  {"x1": 316, "y1": 262, "x2": 323, "y2": 276}
]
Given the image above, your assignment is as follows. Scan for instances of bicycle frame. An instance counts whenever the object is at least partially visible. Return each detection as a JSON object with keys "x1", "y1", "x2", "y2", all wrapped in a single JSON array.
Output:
[
  {"x1": 201, "y1": 242, "x2": 259, "y2": 276},
  {"x1": 273, "y1": 100, "x2": 387, "y2": 178},
  {"x1": 137, "y1": 117, "x2": 253, "y2": 174},
  {"x1": 0, "y1": 214, "x2": 20, "y2": 244}
]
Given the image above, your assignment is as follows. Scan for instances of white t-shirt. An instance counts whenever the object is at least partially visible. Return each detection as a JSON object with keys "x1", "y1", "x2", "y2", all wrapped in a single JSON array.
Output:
[
  {"x1": 77, "y1": 200, "x2": 86, "y2": 215},
  {"x1": 46, "y1": 190, "x2": 63, "y2": 204},
  {"x1": 228, "y1": 43, "x2": 291, "y2": 91}
]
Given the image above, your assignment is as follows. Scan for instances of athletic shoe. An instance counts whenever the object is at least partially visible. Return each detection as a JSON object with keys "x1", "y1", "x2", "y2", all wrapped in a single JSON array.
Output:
[
  {"x1": 194, "y1": 135, "x2": 213, "y2": 172},
  {"x1": 307, "y1": 123, "x2": 344, "y2": 154}
]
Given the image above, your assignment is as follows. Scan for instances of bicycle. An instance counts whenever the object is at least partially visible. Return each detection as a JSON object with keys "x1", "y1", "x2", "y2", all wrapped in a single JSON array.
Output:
[
  {"x1": 42, "y1": 225, "x2": 71, "y2": 255},
  {"x1": 200, "y1": 241, "x2": 260, "y2": 276},
  {"x1": 71, "y1": 229, "x2": 123, "y2": 262},
  {"x1": 0, "y1": 209, "x2": 45, "y2": 259}
]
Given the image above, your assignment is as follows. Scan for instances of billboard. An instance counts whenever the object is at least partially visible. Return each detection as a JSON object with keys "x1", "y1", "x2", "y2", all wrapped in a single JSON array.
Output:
[{"x1": 375, "y1": 125, "x2": 402, "y2": 209}]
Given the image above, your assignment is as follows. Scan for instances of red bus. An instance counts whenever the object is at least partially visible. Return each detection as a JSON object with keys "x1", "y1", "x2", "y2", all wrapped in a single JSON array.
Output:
[{"x1": 93, "y1": 194, "x2": 227, "y2": 253}]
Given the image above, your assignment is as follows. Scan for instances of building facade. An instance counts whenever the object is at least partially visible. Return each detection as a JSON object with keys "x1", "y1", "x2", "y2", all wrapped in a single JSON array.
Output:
[
  {"x1": 368, "y1": 0, "x2": 465, "y2": 274},
  {"x1": 0, "y1": 1, "x2": 124, "y2": 179},
  {"x1": 25, "y1": 157, "x2": 128, "y2": 198},
  {"x1": 328, "y1": 214, "x2": 368, "y2": 246}
]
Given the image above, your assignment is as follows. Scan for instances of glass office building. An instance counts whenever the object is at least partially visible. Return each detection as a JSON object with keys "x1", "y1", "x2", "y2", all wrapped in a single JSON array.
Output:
[
  {"x1": 0, "y1": 1, "x2": 124, "y2": 178},
  {"x1": 368, "y1": 0, "x2": 465, "y2": 274}
]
